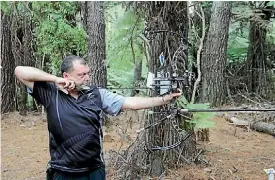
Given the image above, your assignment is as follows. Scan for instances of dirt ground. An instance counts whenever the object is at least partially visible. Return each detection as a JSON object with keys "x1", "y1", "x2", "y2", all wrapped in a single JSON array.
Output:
[{"x1": 1, "y1": 111, "x2": 275, "y2": 180}]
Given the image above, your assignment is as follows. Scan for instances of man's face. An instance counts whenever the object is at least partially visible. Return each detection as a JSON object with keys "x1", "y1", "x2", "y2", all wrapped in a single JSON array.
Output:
[{"x1": 63, "y1": 60, "x2": 90, "y2": 86}]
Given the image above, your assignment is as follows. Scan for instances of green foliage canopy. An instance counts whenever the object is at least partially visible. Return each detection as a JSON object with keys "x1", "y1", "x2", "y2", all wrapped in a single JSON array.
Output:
[{"x1": 32, "y1": 2, "x2": 87, "y2": 75}]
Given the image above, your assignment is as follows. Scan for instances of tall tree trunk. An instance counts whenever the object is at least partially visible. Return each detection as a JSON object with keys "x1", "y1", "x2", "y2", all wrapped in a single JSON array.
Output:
[
  {"x1": 23, "y1": 5, "x2": 34, "y2": 111},
  {"x1": 147, "y1": 2, "x2": 188, "y2": 74},
  {"x1": 85, "y1": 1, "x2": 107, "y2": 87},
  {"x1": 130, "y1": 36, "x2": 143, "y2": 96},
  {"x1": 144, "y1": 2, "x2": 194, "y2": 177},
  {"x1": 12, "y1": 4, "x2": 34, "y2": 115},
  {"x1": 1, "y1": 12, "x2": 16, "y2": 114},
  {"x1": 131, "y1": 59, "x2": 142, "y2": 96},
  {"x1": 247, "y1": 22, "x2": 268, "y2": 95},
  {"x1": 201, "y1": 1, "x2": 232, "y2": 106},
  {"x1": 80, "y1": 2, "x2": 88, "y2": 32},
  {"x1": 246, "y1": 3, "x2": 272, "y2": 97}
]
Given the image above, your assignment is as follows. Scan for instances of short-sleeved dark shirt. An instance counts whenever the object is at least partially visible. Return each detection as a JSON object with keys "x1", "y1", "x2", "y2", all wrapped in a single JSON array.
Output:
[{"x1": 31, "y1": 81, "x2": 125, "y2": 173}]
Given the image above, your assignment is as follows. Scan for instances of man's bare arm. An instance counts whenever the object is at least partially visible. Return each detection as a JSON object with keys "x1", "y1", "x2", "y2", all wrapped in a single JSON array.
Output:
[
  {"x1": 15, "y1": 66, "x2": 58, "y2": 90},
  {"x1": 15, "y1": 66, "x2": 75, "y2": 93},
  {"x1": 122, "y1": 93, "x2": 181, "y2": 110}
]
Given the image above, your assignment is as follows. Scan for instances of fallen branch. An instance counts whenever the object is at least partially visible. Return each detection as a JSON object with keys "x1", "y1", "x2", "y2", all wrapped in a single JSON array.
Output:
[
  {"x1": 224, "y1": 115, "x2": 275, "y2": 136},
  {"x1": 250, "y1": 121, "x2": 275, "y2": 136},
  {"x1": 226, "y1": 116, "x2": 250, "y2": 126}
]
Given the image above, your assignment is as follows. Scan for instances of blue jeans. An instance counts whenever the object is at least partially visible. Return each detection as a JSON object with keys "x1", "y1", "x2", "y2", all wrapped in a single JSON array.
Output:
[{"x1": 46, "y1": 167, "x2": 106, "y2": 180}]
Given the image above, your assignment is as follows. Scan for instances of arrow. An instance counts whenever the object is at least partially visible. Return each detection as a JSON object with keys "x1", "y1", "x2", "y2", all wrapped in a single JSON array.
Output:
[{"x1": 179, "y1": 108, "x2": 275, "y2": 112}]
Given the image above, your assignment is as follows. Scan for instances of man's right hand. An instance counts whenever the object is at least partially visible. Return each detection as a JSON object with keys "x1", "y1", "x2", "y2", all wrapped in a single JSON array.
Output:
[{"x1": 55, "y1": 78, "x2": 75, "y2": 94}]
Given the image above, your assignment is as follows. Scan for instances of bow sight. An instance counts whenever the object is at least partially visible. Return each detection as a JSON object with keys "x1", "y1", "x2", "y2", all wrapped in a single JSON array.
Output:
[{"x1": 146, "y1": 70, "x2": 194, "y2": 96}]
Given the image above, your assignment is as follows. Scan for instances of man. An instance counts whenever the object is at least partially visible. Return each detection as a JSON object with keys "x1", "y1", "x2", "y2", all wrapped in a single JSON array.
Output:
[{"x1": 15, "y1": 55, "x2": 181, "y2": 180}]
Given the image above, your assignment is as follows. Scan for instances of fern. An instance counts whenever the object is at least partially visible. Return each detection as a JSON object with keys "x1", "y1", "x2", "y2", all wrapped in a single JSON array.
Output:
[{"x1": 176, "y1": 97, "x2": 216, "y2": 130}]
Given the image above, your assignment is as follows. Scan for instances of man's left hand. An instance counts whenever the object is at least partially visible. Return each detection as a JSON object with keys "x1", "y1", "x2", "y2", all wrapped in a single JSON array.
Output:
[{"x1": 163, "y1": 92, "x2": 182, "y2": 102}]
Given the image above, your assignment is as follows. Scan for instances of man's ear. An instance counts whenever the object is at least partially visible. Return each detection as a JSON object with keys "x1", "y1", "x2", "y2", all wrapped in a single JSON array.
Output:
[{"x1": 63, "y1": 72, "x2": 69, "y2": 78}]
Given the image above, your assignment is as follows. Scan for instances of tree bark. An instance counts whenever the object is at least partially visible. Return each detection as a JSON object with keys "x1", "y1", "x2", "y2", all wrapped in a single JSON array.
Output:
[
  {"x1": 1, "y1": 12, "x2": 16, "y2": 114},
  {"x1": 131, "y1": 59, "x2": 142, "y2": 96},
  {"x1": 147, "y1": 2, "x2": 188, "y2": 74},
  {"x1": 144, "y1": 2, "x2": 193, "y2": 177},
  {"x1": 247, "y1": 22, "x2": 267, "y2": 95},
  {"x1": 16, "y1": 5, "x2": 34, "y2": 115},
  {"x1": 85, "y1": 1, "x2": 107, "y2": 88},
  {"x1": 251, "y1": 121, "x2": 275, "y2": 136},
  {"x1": 80, "y1": 2, "x2": 88, "y2": 32},
  {"x1": 201, "y1": 1, "x2": 232, "y2": 106},
  {"x1": 245, "y1": 4, "x2": 272, "y2": 97}
]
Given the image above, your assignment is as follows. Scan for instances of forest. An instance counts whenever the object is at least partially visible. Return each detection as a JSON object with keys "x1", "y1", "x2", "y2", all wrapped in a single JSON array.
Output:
[{"x1": 1, "y1": 1, "x2": 275, "y2": 180}]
